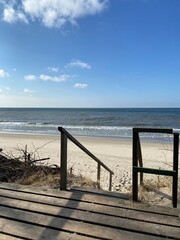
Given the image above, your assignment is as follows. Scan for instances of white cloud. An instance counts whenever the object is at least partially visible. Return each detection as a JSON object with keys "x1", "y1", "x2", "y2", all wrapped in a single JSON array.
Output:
[
  {"x1": 40, "y1": 74, "x2": 70, "y2": 82},
  {"x1": 3, "y1": 5, "x2": 28, "y2": 24},
  {"x1": 0, "y1": 69, "x2": 9, "y2": 77},
  {"x1": 24, "y1": 88, "x2": 35, "y2": 93},
  {"x1": 0, "y1": 0, "x2": 108, "y2": 28},
  {"x1": 48, "y1": 67, "x2": 59, "y2": 73},
  {"x1": 67, "y1": 60, "x2": 91, "y2": 69},
  {"x1": 74, "y1": 83, "x2": 88, "y2": 89},
  {"x1": 24, "y1": 74, "x2": 37, "y2": 81}
]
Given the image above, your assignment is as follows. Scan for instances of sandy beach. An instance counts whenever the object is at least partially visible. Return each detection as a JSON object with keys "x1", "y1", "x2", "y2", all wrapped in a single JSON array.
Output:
[{"x1": 0, "y1": 132, "x2": 178, "y2": 206}]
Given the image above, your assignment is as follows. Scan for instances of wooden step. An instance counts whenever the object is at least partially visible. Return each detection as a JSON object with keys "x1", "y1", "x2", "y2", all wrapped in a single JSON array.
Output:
[{"x1": 0, "y1": 182, "x2": 179, "y2": 240}]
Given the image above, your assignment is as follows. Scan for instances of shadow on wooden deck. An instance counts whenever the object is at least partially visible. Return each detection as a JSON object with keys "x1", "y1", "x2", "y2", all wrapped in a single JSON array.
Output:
[{"x1": 0, "y1": 182, "x2": 179, "y2": 240}]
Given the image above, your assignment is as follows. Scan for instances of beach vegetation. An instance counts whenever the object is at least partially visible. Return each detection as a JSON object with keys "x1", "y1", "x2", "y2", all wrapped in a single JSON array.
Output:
[
  {"x1": 0, "y1": 145, "x2": 98, "y2": 190},
  {"x1": 138, "y1": 176, "x2": 180, "y2": 206}
]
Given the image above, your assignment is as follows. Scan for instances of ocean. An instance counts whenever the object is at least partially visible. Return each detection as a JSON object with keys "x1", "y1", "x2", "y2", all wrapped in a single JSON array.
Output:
[{"x1": 0, "y1": 108, "x2": 180, "y2": 141}]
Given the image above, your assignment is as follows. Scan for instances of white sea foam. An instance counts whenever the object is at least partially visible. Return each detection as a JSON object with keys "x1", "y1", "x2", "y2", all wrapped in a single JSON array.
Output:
[{"x1": 0, "y1": 108, "x2": 180, "y2": 141}]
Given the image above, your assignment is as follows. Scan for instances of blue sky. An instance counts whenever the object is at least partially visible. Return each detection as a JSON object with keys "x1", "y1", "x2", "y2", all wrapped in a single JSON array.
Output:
[{"x1": 0, "y1": 0, "x2": 180, "y2": 108}]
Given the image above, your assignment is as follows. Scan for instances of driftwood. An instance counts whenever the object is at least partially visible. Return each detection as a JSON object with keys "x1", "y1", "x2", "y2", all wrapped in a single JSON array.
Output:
[
  {"x1": 0, "y1": 144, "x2": 98, "y2": 189},
  {"x1": 0, "y1": 145, "x2": 60, "y2": 185}
]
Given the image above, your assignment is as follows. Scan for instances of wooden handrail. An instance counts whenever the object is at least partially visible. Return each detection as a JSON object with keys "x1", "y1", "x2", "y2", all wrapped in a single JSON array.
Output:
[
  {"x1": 133, "y1": 128, "x2": 173, "y2": 134},
  {"x1": 58, "y1": 127, "x2": 114, "y2": 191},
  {"x1": 132, "y1": 128, "x2": 179, "y2": 208}
]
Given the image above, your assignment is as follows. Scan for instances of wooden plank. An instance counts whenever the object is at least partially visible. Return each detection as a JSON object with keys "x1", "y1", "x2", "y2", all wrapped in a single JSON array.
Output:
[
  {"x1": 71, "y1": 186, "x2": 129, "y2": 199},
  {"x1": 0, "y1": 217, "x2": 46, "y2": 240},
  {"x1": 0, "y1": 182, "x2": 177, "y2": 217},
  {"x1": 132, "y1": 129, "x2": 138, "y2": 201},
  {"x1": 133, "y1": 128, "x2": 173, "y2": 134},
  {"x1": 173, "y1": 133, "x2": 179, "y2": 208},
  {"x1": 0, "y1": 206, "x2": 162, "y2": 240},
  {"x1": 60, "y1": 131, "x2": 68, "y2": 190},
  {"x1": 109, "y1": 172, "x2": 112, "y2": 191},
  {"x1": 0, "y1": 233, "x2": 23, "y2": 240},
  {"x1": 137, "y1": 133, "x2": 143, "y2": 185},
  {"x1": 97, "y1": 163, "x2": 101, "y2": 189},
  {"x1": 0, "y1": 189, "x2": 179, "y2": 227},
  {"x1": 0, "y1": 185, "x2": 176, "y2": 222},
  {"x1": 0, "y1": 218, "x2": 93, "y2": 240},
  {"x1": 0, "y1": 182, "x2": 178, "y2": 216},
  {"x1": 0, "y1": 182, "x2": 179, "y2": 217},
  {"x1": 133, "y1": 167, "x2": 176, "y2": 176},
  {"x1": 0, "y1": 196, "x2": 179, "y2": 239}
]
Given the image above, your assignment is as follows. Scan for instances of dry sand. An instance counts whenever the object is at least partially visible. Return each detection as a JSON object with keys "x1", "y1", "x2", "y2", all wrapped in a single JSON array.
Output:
[{"x1": 0, "y1": 132, "x2": 179, "y2": 207}]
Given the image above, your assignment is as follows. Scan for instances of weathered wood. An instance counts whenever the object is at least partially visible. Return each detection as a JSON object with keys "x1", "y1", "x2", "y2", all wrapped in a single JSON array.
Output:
[
  {"x1": 60, "y1": 131, "x2": 67, "y2": 190},
  {"x1": 0, "y1": 218, "x2": 93, "y2": 240},
  {"x1": 58, "y1": 127, "x2": 114, "y2": 175},
  {"x1": 0, "y1": 205, "x2": 162, "y2": 240},
  {"x1": 58, "y1": 127, "x2": 114, "y2": 192},
  {"x1": 97, "y1": 163, "x2": 101, "y2": 189},
  {"x1": 0, "y1": 201, "x2": 179, "y2": 239},
  {"x1": 109, "y1": 172, "x2": 112, "y2": 191},
  {"x1": 132, "y1": 129, "x2": 138, "y2": 201},
  {"x1": 0, "y1": 233, "x2": 23, "y2": 240},
  {"x1": 133, "y1": 167, "x2": 176, "y2": 176},
  {"x1": 132, "y1": 128, "x2": 179, "y2": 208},
  {"x1": 0, "y1": 183, "x2": 180, "y2": 239},
  {"x1": 133, "y1": 128, "x2": 173, "y2": 134},
  {"x1": 173, "y1": 133, "x2": 179, "y2": 208},
  {"x1": 137, "y1": 133, "x2": 143, "y2": 185},
  {"x1": 0, "y1": 182, "x2": 179, "y2": 216},
  {"x1": 72, "y1": 186, "x2": 129, "y2": 199},
  {"x1": 0, "y1": 192, "x2": 180, "y2": 228},
  {"x1": 24, "y1": 144, "x2": 27, "y2": 162}
]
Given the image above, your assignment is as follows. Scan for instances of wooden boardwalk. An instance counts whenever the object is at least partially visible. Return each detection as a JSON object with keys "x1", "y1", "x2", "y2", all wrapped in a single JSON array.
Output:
[{"x1": 0, "y1": 182, "x2": 179, "y2": 240}]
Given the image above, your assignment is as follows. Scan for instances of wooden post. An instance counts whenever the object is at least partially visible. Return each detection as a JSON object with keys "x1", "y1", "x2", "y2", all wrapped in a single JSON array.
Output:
[
  {"x1": 173, "y1": 133, "x2": 179, "y2": 208},
  {"x1": 133, "y1": 129, "x2": 138, "y2": 201},
  {"x1": 25, "y1": 145, "x2": 27, "y2": 162},
  {"x1": 137, "y1": 133, "x2": 143, "y2": 185},
  {"x1": 97, "y1": 163, "x2": 101, "y2": 189},
  {"x1": 60, "y1": 131, "x2": 68, "y2": 190},
  {"x1": 109, "y1": 173, "x2": 112, "y2": 191}
]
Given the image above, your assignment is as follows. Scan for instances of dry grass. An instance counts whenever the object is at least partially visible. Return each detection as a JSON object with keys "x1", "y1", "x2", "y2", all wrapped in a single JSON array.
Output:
[
  {"x1": 139, "y1": 176, "x2": 172, "y2": 192},
  {"x1": 68, "y1": 173, "x2": 99, "y2": 189},
  {"x1": 0, "y1": 148, "x2": 98, "y2": 190},
  {"x1": 15, "y1": 171, "x2": 60, "y2": 188},
  {"x1": 138, "y1": 176, "x2": 180, "y2": 206}
]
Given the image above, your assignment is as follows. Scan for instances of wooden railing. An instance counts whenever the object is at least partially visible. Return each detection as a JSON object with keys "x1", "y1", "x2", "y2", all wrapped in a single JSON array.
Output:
[
  {"x1": 132, "y1": 128, "x2": 179, "y2": 208},
  {"x1": 58, "y1": 127, "x2": 114, "y2": 191}
]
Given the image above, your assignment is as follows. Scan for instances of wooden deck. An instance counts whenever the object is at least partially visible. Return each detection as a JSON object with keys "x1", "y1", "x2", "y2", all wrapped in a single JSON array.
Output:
[{"x1": 0, "y1": 182, "x2": 179, "y2": 240}]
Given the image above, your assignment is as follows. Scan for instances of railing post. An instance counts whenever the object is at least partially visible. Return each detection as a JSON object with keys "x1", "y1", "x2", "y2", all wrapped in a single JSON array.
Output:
[
  {"x1": 173, "y1": 133, "x2": 179, "y2": 208},
  {"x1": 58, "y1": 126, "x2": 114, "y2": 192},
  {"x1": 133, "y1": 129, "x2": 138, "y2": 202},
  {"x1": 97, "y1": 163, "x2": 101, "y2": 189},
  {"x1": 109, "y1": 173, "x2": 112, "y2": 191},
  {"x1": 60, "y1": 131, "x2": 68, "y2": 190},
  {"x1": 137, "y1": 133, "x2": 143, "y2": 185}
]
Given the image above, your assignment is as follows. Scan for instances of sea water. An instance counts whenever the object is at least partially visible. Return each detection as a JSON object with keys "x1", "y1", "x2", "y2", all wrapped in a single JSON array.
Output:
[{"x1": 0, "y1": 108, "x2": 180, "y2": 141}]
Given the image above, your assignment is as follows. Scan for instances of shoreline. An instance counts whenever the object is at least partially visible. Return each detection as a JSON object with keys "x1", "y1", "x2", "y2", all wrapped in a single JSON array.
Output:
[
  {"x1": 0, "y1": 129, "x2": 175, "y2": 144},
  {"x1": 0, "y1": 131, "x2": 174, "y2": 163}
]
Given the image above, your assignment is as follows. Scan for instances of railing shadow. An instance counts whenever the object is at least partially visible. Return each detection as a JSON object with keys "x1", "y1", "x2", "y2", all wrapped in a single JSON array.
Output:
[{"x1": 38, "y1": 190, "x2": 84, "y2": 239}]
